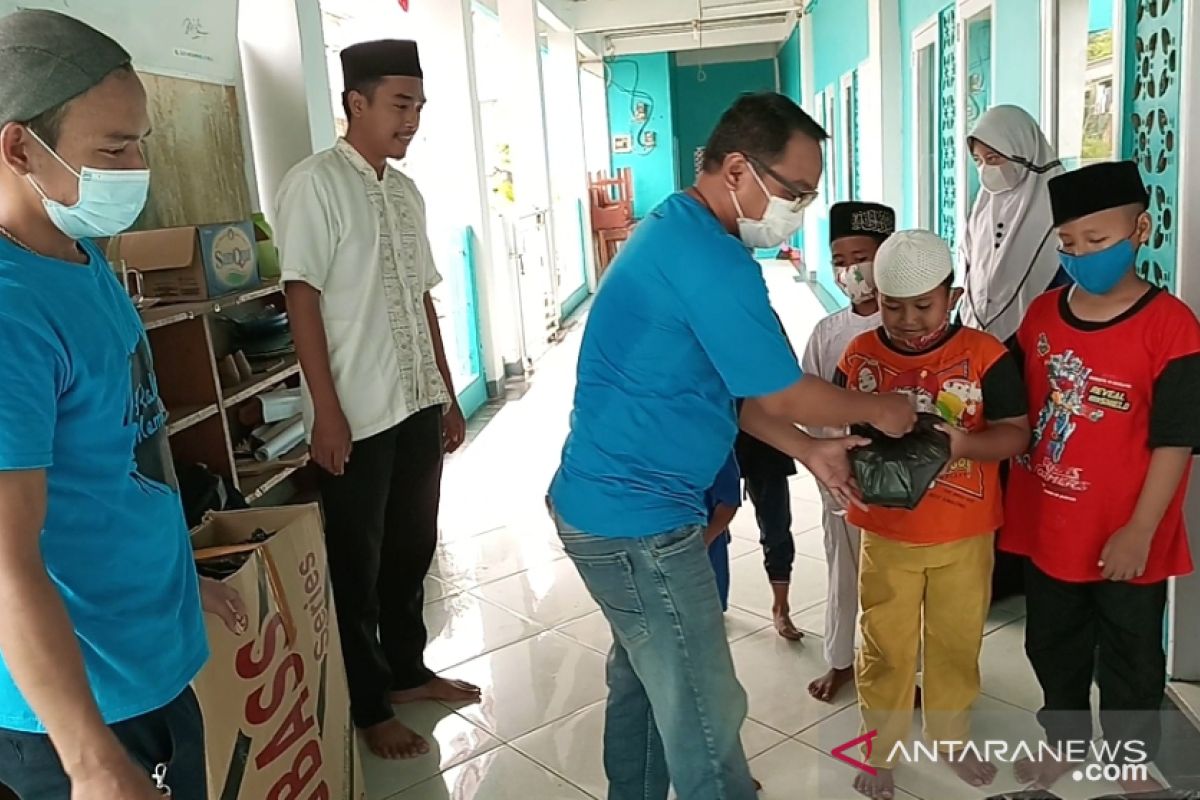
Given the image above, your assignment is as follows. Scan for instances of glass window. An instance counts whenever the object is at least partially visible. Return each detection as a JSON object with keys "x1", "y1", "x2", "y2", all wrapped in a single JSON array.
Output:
[{"x1": 1054, "y1": 0, "x2": 1121, "y2": 169}]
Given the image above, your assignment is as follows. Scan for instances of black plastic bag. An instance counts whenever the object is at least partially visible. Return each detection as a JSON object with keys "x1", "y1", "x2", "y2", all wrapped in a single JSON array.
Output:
[{"x1": 850, "y1": 413, "x2": 951, "y2": 510}]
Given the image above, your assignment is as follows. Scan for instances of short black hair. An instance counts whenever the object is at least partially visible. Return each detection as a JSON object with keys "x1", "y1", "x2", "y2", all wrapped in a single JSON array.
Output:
[
  {"x1": 23, "y1": 63, "x2": 133, "y2": 149},
  {"x1": 702, "y1": 92, "x2": 828, "y2": 173},
  {"x1": 341, "y1": 77, "x2": 383, "y2": 120}
]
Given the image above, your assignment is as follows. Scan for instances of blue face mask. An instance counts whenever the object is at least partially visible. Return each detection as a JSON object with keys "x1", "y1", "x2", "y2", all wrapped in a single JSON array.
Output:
[
  {"x1": 26, "y1": 129, "x2": 150, "y2": 240},
  {"x1": 1058, "y1": 238, "x2": 1138, "y2": 295}
]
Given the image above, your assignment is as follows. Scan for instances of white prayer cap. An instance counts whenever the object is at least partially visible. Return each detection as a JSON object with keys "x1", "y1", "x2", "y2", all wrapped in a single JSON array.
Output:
[{"x1": 873, "y1": 229, "x2": 954, "y2": 298}]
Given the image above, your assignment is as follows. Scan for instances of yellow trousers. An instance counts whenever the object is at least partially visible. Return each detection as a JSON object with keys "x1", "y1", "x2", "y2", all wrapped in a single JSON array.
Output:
[{"x1": 855, "y1": 531, "x2": 994, "y2": 768}]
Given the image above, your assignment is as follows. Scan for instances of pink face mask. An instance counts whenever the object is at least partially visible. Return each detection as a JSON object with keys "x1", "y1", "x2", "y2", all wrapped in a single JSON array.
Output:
[{"x1": 892, "y1": 317, "x2": 951, "y2": 352}]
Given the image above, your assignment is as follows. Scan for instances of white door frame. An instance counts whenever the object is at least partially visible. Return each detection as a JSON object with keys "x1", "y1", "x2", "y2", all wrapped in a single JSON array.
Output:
[
  {"x1": 956, "y1": 0, "x2": 994, "y2": 226},
  {"x1": 911, "y1": 16, "x2": 940, "y2": 229},
  {"x1": 1170, "y1": 0, "x2": 1200, "y2": 684},
  {"x1": 840, "y1": 70, "x2": 857, "y2": 201},
  {"x1": 824, "y1": 87, "x2": 839, "y2": 200},
  {"x1": 1040, "y1": 0, "x2": 1127, "y2": 165}
]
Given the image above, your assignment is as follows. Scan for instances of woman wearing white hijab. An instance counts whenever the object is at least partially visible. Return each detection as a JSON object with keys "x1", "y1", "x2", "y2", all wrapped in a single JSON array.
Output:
[{"x1": 959, "y1": 105, "x2": 1066, "y2": 344}]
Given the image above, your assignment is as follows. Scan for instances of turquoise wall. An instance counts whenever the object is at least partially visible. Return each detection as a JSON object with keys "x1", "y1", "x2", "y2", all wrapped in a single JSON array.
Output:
[
  {"x1": 606, "y1": 54, "x2": 677, "y2": 217},
  {"x1": 671, "y1": 58, "x2": 777, "y2": 188},
  {"x1": 812, "y1": 0, "x2": 870, "y2": 93},
  {"x1": 778, "y1": 27, "x2": 805, "y2": 253},
  {"x1": 779, "y1": 26, "x2": 802, "y2": 104},
  {"x1": 991, "y1": 0, "x2": 1041, "y2": 119}
]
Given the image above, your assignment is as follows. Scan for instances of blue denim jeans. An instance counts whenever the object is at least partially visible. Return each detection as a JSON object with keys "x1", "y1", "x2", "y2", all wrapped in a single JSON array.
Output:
[{"x1": 555, "y1": 517, "x2": 756, "y2": 800}]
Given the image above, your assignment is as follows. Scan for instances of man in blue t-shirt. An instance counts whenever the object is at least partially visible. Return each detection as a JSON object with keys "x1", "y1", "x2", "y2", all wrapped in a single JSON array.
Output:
[
  {"x1": 548, "y1": 93, "x2": 916, "y2": 800},
  {"x1": 0, "y1": 12, "x2": 244, "y2": 800}
]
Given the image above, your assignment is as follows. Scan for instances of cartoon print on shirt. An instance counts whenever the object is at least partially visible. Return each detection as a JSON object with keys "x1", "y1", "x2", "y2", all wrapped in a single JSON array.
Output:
[
  {"x1": 937, "y1": 378, "x2": 983, "y2": 425},
  {"x1": 857, "y1": 365, "x2": 880, "y2": 393},
  {"x1": 844, "y1": 351, "x2": 988, "y2": 500},
  {"x1": 892, "y1": 367, "x2": 941, "y2": 416},
  {"x1": 1028, "y1": 346, "x2": 1104, "y2": 465},
  {"x1": 126, "y1": 336, "x2": 177, "y2": 490}
]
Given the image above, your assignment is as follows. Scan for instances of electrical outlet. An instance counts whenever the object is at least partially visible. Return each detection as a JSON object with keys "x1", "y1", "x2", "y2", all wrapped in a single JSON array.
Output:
[
  {"x1": 613, "y1": 134, "x2": 633, "y2": 154},
  {"x1": 641, "y1": 131, "x2": 657, "y2": 149},
  {"x1": 634, "y1": 102, "x2": 648, "y2": 121}
]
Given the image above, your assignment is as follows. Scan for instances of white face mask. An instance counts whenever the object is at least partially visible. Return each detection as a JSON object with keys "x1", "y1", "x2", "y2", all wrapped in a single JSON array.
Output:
[
  {"x1": 836, "y1": 261, "x2": 876, "y2": 305},
  {"x1": 731, "y1": 164, "x2": 808, "y2": 249},
  {"x1": 978, "y1": 161, "x2": 1024, "y2": 195}
]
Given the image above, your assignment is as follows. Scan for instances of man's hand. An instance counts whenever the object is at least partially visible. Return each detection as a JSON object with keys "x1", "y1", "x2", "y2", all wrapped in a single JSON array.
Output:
[
  {"x1": 310, "y1": 405, "x2": 352, "y2": 476},
  {"x1": 1099, "y1": 524, "x2": 1154, "y2": 581},
  {"x1": 443, "y1": 402, "x2": 466, "y2": 454},
  {"x1": 200, "y1": 577, "x2": 248, "y2": 636},
  {"x1": 869, "y1": 393, "x2": 918, "y2": 437},
  {"x1": 70, "y1": 753, "x2": 164, "y2": 800},
  {"x1": 802, "y1": 436, "x2": 870, "y2": 510}
]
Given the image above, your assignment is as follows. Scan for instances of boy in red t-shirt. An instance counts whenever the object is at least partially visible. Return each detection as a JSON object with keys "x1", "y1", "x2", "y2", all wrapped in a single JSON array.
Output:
[
  {"x1": 1003, "y1": 161, "x2": 1200, "y2": 793},
  {"x1": 836, "y1": 231, "x2": 1030, "y2": 800}
]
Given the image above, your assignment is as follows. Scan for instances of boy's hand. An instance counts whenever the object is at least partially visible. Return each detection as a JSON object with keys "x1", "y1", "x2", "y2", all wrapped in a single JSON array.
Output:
[
  {"x1": 935, "y1": 423, "x2": 970, "y2": 462},
  {"x1": 803, "y1": 436, "x2": 869, "y2": 510},
  {"x1": 200, "y1": 577, "x2": 249, "y2": 636},
  {"x1": 1099, "y1": 524, "x2": 1154, "y2": 581}
]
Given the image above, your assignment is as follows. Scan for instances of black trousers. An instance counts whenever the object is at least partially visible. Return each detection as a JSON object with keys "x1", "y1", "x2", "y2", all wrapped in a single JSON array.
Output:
[
  {"x1": 745, "y1": 472, "x2": 795, "y2": 584},
  {"x1": 1024, "y1": 561, "x2": 1168, "y2": 761},
  {"x1": 992, "y1": 462, "x2": 1026, "y2": 602},
  {"x1": 319, "y1": 406, "x2": 444, "y2": 730},
  {"x1": 0, "y1": 689, "x2": 205, "y2": 800}
]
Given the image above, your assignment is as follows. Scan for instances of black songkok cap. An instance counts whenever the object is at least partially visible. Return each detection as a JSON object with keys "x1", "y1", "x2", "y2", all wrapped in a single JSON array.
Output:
[
  {"x1": 1048, "y1": 160, "x2": 1150, "y2": 227},
  {"x1": 830, "y1": 202, "x2": 897, "y2": 243},
  {"x1": 341, "y1": 39, "x2": 422, "y2": 88}
]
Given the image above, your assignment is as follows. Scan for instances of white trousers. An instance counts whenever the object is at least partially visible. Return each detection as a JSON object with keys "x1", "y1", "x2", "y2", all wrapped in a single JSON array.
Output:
[{"x1": 820, "y1": 488, "x2": 861, "y2": 671}]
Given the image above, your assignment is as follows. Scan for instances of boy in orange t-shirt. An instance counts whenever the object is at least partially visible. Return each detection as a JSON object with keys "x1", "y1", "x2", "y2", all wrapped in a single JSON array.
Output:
[{"x1": 834, "y1": 231, "x2": 1030, "y2": 800}]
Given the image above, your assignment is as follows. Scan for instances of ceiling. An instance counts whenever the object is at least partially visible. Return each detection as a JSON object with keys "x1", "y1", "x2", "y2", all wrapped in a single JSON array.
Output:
[{"x1": 542, "y1": 0, "x2": 811, "y2": 55}]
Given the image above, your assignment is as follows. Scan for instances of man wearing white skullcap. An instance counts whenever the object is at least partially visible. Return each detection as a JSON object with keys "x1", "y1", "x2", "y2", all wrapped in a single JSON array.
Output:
[{"x1": 832, "y1": 229, "x2": 1032, "y2": 799}]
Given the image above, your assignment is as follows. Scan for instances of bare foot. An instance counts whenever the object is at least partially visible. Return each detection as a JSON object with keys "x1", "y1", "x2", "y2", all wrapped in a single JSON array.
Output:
[
  {"x1": 946, "y1": 749, "x2": 997, "y2": 788},
  {"x1": 853, "y1": 767, "x2": 895, "y2": 800},
  {"x1": 1119, "y1": 773, "x2": 1165, "y2": 794},
  {"x1": 391, "y1": 676, "x2": 482, "y2": 705},
  {"x1": 363, "y1": 719, "x2": 429, "y2": 760},
  {"x1": 1014, "y1": 755, "x2": 1080, "y2": 789},
  {"x1": 774, "y1": 609, "x2": 803, "y2": 641},
  {"x1": 808, "y1": 667, "x2": 854, "y2": 702}
]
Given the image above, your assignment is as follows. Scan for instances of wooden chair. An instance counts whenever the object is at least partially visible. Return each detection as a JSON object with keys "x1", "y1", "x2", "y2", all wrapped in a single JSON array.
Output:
[{"x1": 589, "y1": 168, "x2": 637, "y2": 279}]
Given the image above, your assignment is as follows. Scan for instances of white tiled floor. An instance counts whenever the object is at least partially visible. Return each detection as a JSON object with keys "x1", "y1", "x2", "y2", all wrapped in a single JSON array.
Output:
[{"x1": 364, "y1": 265, "x2": 1131, "y2": 799}]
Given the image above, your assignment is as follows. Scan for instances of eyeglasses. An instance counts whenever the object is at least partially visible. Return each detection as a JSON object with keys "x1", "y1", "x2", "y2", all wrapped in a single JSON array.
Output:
[{"x1": 744, "y1": 153, "x2": 820, "y2": 213}]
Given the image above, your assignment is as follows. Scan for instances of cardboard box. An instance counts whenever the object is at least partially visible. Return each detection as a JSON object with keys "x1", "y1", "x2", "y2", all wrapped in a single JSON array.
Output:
[
  {"x1": 192, "y1": 504, "x2": 366, "y2": 800},
  {"x1": 110, "y1": 221, "x2": 262, "y2": 302}
]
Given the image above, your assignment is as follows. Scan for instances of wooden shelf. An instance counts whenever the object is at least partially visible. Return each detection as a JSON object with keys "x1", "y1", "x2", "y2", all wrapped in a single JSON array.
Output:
[
  {"x1": 222, "y1": 356, "x2": 300, "y2": 408},
  {"x1": 239, "y1": 443, "x2": 310, "y2": 504},
  {"x1": 141, "y1": 281, "x2": 283, "y2": 331},
  {"x1": 167, "y1": 403, "x2": 220, "y2": 436}
]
